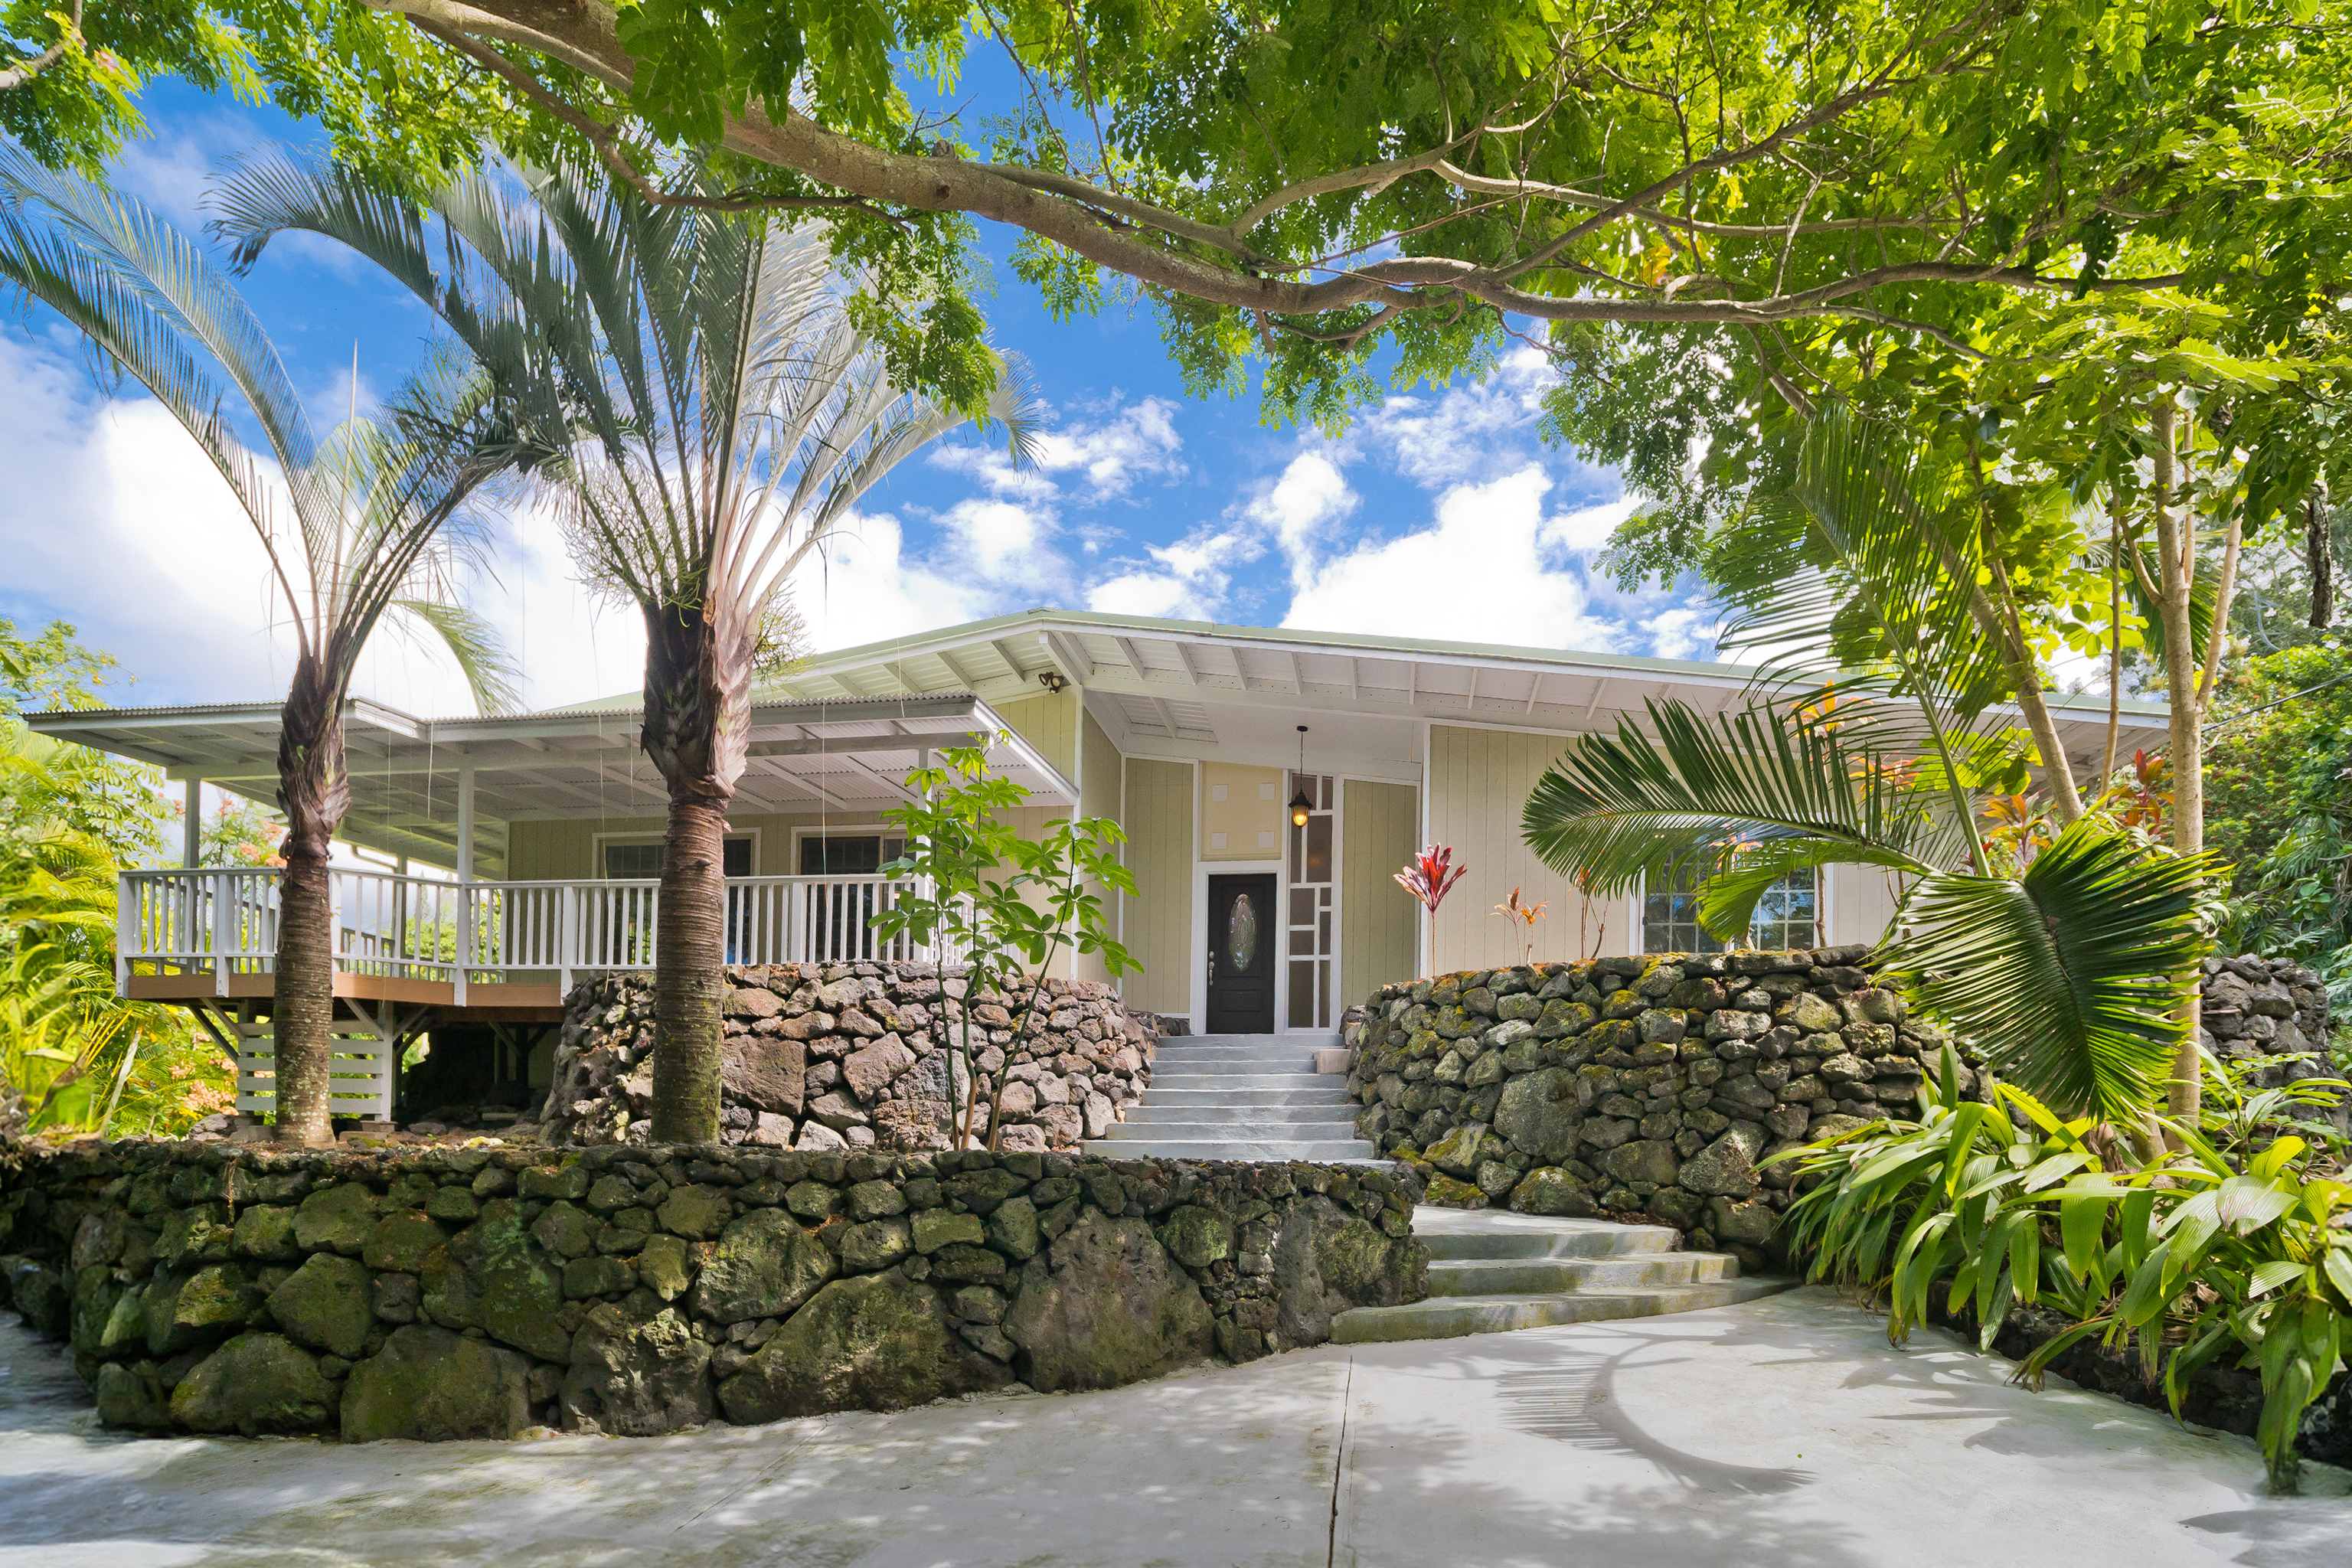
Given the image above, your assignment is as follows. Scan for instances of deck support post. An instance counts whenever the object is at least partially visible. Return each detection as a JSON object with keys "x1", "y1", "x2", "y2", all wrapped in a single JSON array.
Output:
[{"x1": 456, "y1": 766, "x2": 475, "y2": 1006}]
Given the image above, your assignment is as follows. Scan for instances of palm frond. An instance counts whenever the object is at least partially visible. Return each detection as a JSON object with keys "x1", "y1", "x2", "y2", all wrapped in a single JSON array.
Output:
[
  {"x1": 1720, "y1": 400, "x2": 2008, "y2": 724},
  {"x1": 1521, "y1": 697, "x2": 1962, "y2": 904},
  {"x1": 222, "y1": 146, "x2": 975, "y2": 714},
  {"x1": 1880, "y1": 820, "x2": 2213, "y2": 1122},
  {"x1": 389, "y1": 599, "x2": 522, "y2": 717}
]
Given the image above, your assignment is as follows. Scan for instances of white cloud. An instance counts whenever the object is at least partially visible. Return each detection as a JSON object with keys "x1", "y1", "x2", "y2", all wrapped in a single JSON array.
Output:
[
  {"x1": 1250, "y1": 452, "x2": 1357, "y2": 590},
  {"x1": 1280, "y1": 466, "x2": 1624, "y2": 650},
  {"x1": 1354, "y1": 347, "x2": 1557, "y2": 486},
  {"x1": 936, "y1": 497, "x2": 1051, "y2": 584},
  {"x1": 1642, "y1": 606, "x2": 1717, "y2": 662},
  {"x1": 929, "y1": 394, "x2": 1184, "y2": 503},
  {"x1": 1540, "y1": 498, "x2": 1638, "y2": 553},
  {"x1": 1086, "y1": 570, "x2": 1207, "y2": 620},
  {"x1": 786, "y1": 509, "x2": 1000, "y2": 651},
  {"x1": 1084, "y1": 523, "x2": 1264, "y2": 622}
]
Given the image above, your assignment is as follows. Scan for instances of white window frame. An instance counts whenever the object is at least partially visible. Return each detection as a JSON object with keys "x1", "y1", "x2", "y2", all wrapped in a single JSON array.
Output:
[
  {"x1": 1635, "y1": 863, "x2": 1828, "y2": 954},
  {"x1": 593, "y1": 828, "x2": 760, "y2": 880},
  {"x1": 786, "y1": 824, "x2": 908, "y2": 877}
]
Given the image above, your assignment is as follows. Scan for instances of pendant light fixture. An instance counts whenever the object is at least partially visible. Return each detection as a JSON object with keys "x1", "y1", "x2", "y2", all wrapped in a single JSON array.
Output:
[{"x1": 1289, "y1": 725, "x2": 1314, "y2": 826}]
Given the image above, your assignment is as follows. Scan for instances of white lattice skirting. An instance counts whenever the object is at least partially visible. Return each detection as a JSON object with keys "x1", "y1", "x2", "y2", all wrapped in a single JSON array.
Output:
[{"x1": 232, "y1": 1010, "x2": 397, "y2": 1122}]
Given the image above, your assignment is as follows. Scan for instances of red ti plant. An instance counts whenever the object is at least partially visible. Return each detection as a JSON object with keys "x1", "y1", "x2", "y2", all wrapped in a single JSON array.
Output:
[{"x1": 1395, "y1": 845, "x2": 1468, "y2": 975}]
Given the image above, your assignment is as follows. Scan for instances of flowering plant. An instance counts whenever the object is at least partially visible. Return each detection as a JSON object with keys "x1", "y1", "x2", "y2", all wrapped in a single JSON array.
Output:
[
  {"x1": 1491, "y1": 886, "x2": 1549, "y2": 966},
  {"x1": 1395, "y1": 845, "x2": 1466, "y2": 974}
]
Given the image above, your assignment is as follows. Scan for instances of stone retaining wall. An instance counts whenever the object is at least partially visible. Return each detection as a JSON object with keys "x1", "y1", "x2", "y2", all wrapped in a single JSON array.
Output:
[
  {"x1": 2197, "y1": 954, "x2": 2337, "y2": 1084},
  {"x1": 0, "y1": 1138, "x2": 1426, "y2": 1442},
  {"x1": 542, "y1": 963, "x2": 1156, "y2": 1154},
  {"x1": 1341, "y1": 949, "x2": 2339, "y2": 1264}
]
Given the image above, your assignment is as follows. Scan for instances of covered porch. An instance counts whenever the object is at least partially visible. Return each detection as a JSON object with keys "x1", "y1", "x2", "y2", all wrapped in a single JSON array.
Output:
[{"x1": 31, "y1": 691, "x2": 1064, "y2": 1127}]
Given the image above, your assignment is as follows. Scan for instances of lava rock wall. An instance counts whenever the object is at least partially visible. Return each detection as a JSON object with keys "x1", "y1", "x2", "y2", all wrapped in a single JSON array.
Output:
[
  {"x1": 0, "y1": 1138, "x2": 1426, "y2": 1442},
  {"x1": 542, "y1": 963, "x2": 1157, "y2": 1154},
  {"x1": 1343, "y1": 949, "x2": 2338, "y2": 1266}
]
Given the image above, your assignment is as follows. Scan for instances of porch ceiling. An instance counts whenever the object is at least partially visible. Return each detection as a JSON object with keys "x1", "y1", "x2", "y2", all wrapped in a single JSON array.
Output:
[{"x1": 25, "y1": 693, "x2": 1070, "y2": 870}]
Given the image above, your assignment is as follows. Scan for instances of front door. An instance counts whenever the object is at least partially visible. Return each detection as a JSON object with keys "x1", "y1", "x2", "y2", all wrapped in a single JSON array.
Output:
[{"x1": 1205, "y1": 874, "x2": 1277, "y2": 1034}]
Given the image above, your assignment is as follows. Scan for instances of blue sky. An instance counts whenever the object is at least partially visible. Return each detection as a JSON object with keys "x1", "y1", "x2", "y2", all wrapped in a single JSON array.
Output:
[{"x1": 0, "y1": 80, "x2": 1720, "y2": 717}]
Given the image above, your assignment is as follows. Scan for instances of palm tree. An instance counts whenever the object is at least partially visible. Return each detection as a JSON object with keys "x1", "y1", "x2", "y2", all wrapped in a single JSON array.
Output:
[
  {"x1": 1522, "y1": 403, "x2": 2210, "y2": 1132},
  {"x1": 0, "y1": 150, "x2": 518, "y2": 1145},
  {"x1": 216, "y1": 154, "x2": 1038, "y2": 1144}
]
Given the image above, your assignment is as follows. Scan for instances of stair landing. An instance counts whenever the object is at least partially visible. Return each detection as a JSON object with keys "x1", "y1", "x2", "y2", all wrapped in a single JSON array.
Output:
[{"x1": 1331, "y1": 1207, "x2": 1794, "y2": 1343}]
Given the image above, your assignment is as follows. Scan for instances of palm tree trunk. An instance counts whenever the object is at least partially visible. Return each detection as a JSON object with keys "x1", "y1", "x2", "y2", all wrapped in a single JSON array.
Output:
[
  {"x1": 641, "y1": 598, "x2": 751, "y2": 1146},
  {"x1": 273, "y1": 655, "x2": 348, "y2": 1146}
]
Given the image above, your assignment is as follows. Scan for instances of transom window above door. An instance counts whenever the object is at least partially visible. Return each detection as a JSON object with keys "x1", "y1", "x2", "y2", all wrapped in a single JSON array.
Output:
[
  {"x1": 601, "y1": 837, "x2": 753, "y2": 878},
  {"x1": 1642, "y1": 864, "x2": 1818, "y2": 952},
  {"x1": 797, "y1": 833, "x2": 907, "y2": 876}
]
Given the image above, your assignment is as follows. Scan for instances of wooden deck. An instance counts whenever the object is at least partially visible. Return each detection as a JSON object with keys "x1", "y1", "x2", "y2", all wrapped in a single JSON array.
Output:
[{"x1": 127, "y1": 971, "x2": 567, "y2": 1023}]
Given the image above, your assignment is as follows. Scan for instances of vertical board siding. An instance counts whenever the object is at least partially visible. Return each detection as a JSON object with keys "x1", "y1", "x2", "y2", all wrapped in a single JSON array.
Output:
[
  {"x1": 1073, "y1": 710, "x2": 1124, "y2": 985},
  {"x1": 508, "y1": 812, "x2": 840, "y2": 880},
  {"x1": 1427, "y1": 724, "x2": 1628, "y2": 972},
  {"x1": 991, "y1": 690, "x2": 1078, "y2": 780},
  {"x1": 1341, "y1": 779, "x2": 1421, "y2": 1006},
  {"x1": 1121, "y1": 758, "x2": 1194, "y2": 1016},
  {"x1": 1827, "y1": 862, "x2": 1903, "y2": 949}
]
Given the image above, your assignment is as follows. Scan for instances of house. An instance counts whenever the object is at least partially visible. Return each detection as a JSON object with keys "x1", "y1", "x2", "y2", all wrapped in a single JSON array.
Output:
[{"x1": 31, "y1": 609, "x2": 2168, "y2": 1117}]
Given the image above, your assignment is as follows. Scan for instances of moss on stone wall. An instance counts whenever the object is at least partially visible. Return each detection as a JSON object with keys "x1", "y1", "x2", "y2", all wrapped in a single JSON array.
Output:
[{"x1": 0, "y1": 1137, "x2": 1426, "y2": 1442}]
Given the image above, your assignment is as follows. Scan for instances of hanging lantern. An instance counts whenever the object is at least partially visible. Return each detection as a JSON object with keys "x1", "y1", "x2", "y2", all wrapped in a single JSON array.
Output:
[{"x1": 1289, "y1": 724, "x2": 1314, "y2": 825}]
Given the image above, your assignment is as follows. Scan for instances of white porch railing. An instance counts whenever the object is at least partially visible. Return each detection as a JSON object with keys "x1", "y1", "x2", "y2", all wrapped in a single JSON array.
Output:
[{"x1": 117, "y1": 869, "x2": 942, "y2": 1000}]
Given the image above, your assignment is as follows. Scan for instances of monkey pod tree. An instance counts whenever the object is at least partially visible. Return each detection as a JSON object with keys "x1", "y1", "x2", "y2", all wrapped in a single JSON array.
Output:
[{"x1": 283, "y1": 0, "x2": 2349, "y2": 427}]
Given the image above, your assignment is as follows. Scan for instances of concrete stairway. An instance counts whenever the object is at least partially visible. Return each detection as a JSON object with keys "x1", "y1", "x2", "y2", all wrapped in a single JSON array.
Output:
[
  {"x1": 1331, "y1": 1208, "x2": 1793, "y2": 1343},
  {"x1": 1083, "y1": 1033, "x2": 1380, "y2": 1162}
]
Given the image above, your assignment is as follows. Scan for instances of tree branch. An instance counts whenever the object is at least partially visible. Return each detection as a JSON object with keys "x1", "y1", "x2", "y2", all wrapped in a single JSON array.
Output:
[
  {"x1": 364, "y1": 0, "x2": 2198, "y2": 354},
  {"x1": 416, "y1": 19, "x2": 904, "y2": 223},
  {"x1": 0, "y1": 0, "x2": 83, "y2": 93}
]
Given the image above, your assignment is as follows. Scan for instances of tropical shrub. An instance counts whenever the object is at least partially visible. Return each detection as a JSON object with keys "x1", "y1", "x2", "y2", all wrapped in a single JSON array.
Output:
[
  {"x1": 0, "y1": 618, "x2": 230, "y2": 1138},
  {"x1": 1524, "y1": 414, "x2": 2213, "y2": 1126},
  {"x1": 1775, "y1": 1052, "x2": 2352, "y2": 1492},
  {"x1": 870, "y1": 741, "x2": 1135, "y2": 1150},
  {"x1": 2205, "y1": 642, "x2": 2352, "y2": 1056}
]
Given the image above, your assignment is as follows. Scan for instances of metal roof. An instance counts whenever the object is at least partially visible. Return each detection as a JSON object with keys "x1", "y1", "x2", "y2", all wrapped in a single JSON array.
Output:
[
  {"x1": 25, "y1": 692, "x2": 1072, "y2": 871},
  {"x1": 740, "y1": 608, "x2": 2169, "y2": 763}
]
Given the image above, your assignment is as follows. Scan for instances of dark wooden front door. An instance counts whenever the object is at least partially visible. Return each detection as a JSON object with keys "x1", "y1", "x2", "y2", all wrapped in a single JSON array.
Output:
[{"x1": 1205, "y1": 874, "x2": 1277, "y2": 1034}]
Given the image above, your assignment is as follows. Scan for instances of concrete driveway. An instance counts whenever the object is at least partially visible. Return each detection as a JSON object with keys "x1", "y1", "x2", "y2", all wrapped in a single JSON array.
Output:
[{"x1": 2, "y1": 1289, "x2": 2344, "y2": 1567}]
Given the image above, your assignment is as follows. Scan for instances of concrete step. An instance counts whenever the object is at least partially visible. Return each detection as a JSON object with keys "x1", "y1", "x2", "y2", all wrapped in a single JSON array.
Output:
[
  {"x1": 1149, "y1": 1072, "x2": 1332, "y2": 1090},
  {"x1": 1324, "y1": 1207, "x2": 1794, "y2": 1344},
  {"x1": 1120, "y1": 1101, "x2": 1357, "y2": 1124},
  {"x1": 1167, "y1": 1034, "x2": 1340, "y2": 1049},
  {"x1": 1151, "y1": 1057, "x2": 1332, "y2": 1076},
  {"x1": 1102, "y1": 1120, "x2": 1364, "y2": 1142},
  {"x1": 1330, "y1": 1278, "x2": 1795, "y2": 1344},
  {"x1": 1423, "y1": 1253, "x2": 1736, "y2": 1295},
  {"x1": 1417, "y1": 1217, "x2": 1683, "y2": 1262},
  {"x1": 1080, "y1": 1137, "x2": 1380, "y2": 1161},
  {"x1": 1142, "y1": 1090, "x2": 1354, "y2": 1105}
]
